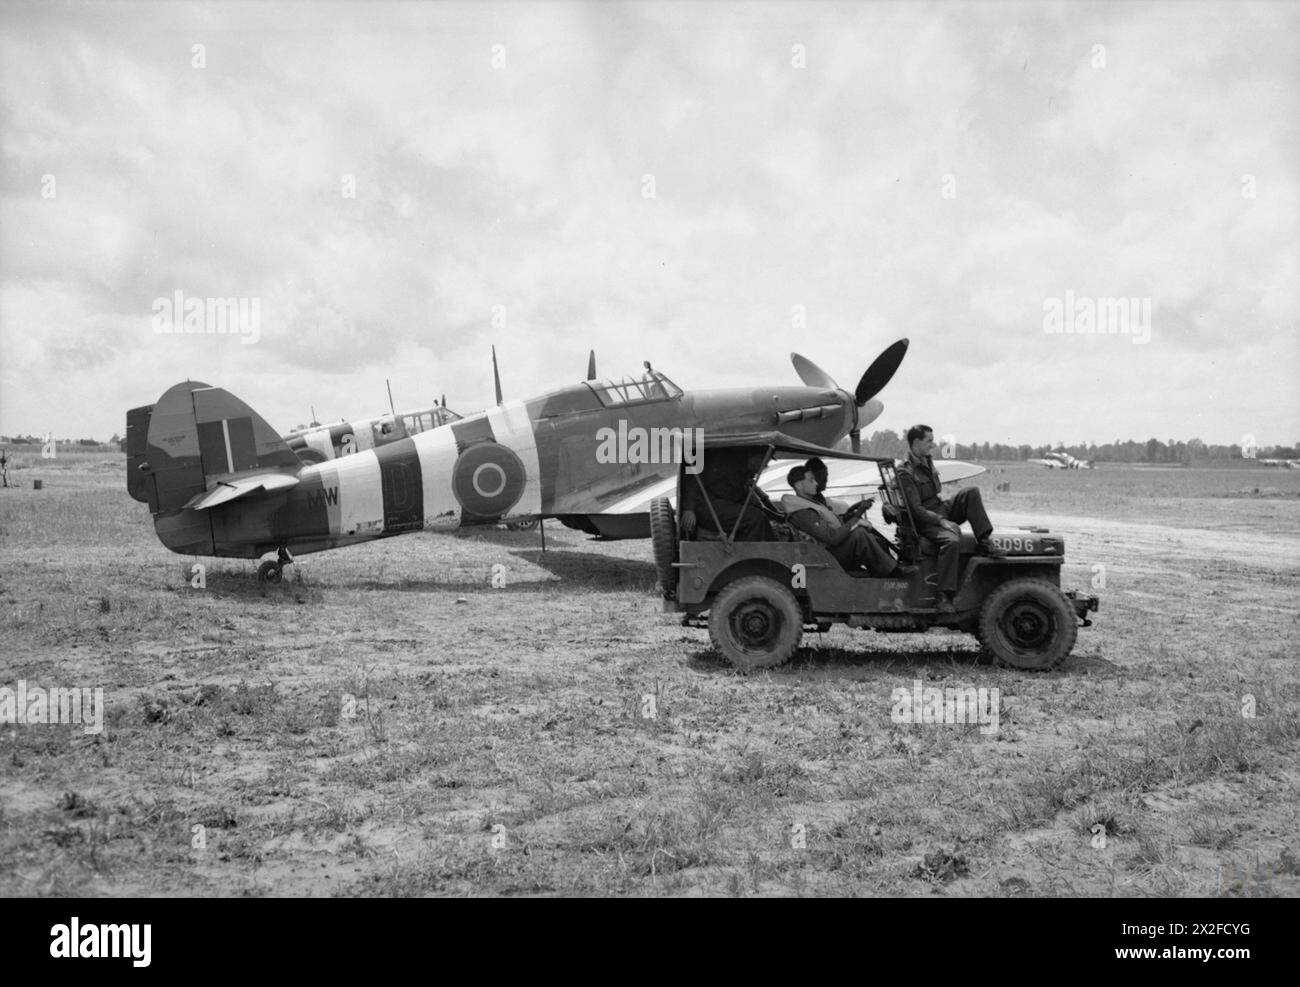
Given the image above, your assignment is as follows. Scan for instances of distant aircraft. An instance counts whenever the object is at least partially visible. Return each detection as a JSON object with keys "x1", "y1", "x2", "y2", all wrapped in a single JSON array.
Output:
[
  {"x1": 281, "y1": 346, "x2": 599, "y2": 465},
  {"x1": 1030, "y1": 450, "x2": 1093, "y2": 470},
  {"x1": 125, "y1": 341, "x2": 910, "y2": 580},
  {"x1": 283, "y1": 398, "x2": 464, "y2": 463},
  {"x1": 1258, "y1": 458, "x2": 1300, "y2": 469}
]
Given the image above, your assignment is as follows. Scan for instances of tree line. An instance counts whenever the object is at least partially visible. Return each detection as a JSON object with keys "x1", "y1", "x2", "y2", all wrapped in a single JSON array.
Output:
[{"x1": 856, "y1": 430, "x2": 1299, "y2": 464}]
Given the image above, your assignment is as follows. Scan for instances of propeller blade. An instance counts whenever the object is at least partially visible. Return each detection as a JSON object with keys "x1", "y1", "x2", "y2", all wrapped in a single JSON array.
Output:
[
  {"x1": 587, "y1": 350, "x2": 597, "y2": 381},
  {"x1": 492, "y1": 346, "x2": 503, "y2": 406},
  {"x1": 854, "y1": 338, "x2": 909, "y2": 405},
  {"x1": 791, "y1": 353, "x2": 839, "y2": 391},
  {"x1": 850, "y1": 429, "x2": 861, "y2": 454}
]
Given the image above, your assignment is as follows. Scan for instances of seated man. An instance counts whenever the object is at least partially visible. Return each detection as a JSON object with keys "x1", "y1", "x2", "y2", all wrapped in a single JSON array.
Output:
[
  {"x1": 680, "y1": 446, "x2": 775, "y2": 541},
  {"x1": 781, "y1": 465, "x2": 915, "y2": 578},
  {"x1": 897, "y1": 424, "x2": 1005, "y2": 612},
  {"x1": 803, "y1": 457, "x2": 848, "y2": 513},
  {"x1": 805, "y1": 455, "x2": 904, "y2": 564}
]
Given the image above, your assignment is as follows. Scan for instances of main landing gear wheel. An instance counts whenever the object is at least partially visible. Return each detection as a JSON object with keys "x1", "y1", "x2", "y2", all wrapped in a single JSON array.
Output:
[
  {"x1": 257, "y1": 547, "x2": 295, "y2": 585},
  {"x1": 976, "y1": 578, "x2": 1077, "y2": 671},
  {"x1": 708, "y1": 576, "x2": 803, "y2": 672}
]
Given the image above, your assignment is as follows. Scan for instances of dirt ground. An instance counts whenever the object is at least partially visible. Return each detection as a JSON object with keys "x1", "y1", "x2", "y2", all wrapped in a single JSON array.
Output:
[{"x1": 1, "y1": 455, "x2": 1297, "y2": 897}]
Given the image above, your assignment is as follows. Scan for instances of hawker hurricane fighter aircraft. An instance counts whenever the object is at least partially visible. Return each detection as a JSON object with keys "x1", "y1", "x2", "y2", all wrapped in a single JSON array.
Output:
[
  {"x1": 283, "y1": 398, "x2": 464, "y2": 463},
  {"x1": 125, "y1": 340, "x2": 909, "y2": 580},
  {"x1": 1029, "y1": 450, "x2": 1093, "y2": 469},
  {"x1": 283, "y1": 347, "x2": 595, "y2": 465}
]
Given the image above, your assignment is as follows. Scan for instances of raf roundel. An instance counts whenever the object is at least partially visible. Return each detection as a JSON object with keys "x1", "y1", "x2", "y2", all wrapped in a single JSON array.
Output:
[{"x1": 452, "y1": 442, "x2": 526, "y2": 518}]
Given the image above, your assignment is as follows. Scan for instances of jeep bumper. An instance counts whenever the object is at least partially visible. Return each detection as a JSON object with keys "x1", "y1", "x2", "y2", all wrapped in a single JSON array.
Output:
[{"x1": 1065, "y1": 590, "x2": 1099, "y2": 626}]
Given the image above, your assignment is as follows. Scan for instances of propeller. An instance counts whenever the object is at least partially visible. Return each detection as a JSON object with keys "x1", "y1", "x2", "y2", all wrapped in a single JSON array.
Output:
[
  {"x1": 788, "y1": 338, "x2": 909, "y2": 454},
  {"x1": 791, "y1": 353, "x2": 838, "y2": 391},
  {"x1": 586, "y1": 350, "x2": 597, "y2": 381},
  {"x1": 854, "y1": 338, "x2": 909, "y2": 404},
  {"x1": 492, "y1": 345, "x2": 503, "y2": 406}
]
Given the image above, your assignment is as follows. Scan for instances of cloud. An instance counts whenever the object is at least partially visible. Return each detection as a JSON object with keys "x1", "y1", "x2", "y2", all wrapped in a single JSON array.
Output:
[{"x1": 1, "y1": 0, "x2": 1296, "y2": 445}]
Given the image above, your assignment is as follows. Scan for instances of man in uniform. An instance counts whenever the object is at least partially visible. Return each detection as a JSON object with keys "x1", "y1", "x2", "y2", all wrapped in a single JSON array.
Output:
[
  {"x1": 897, "y1": 424, "x2": 1004, "y2": 612},
  {"x1": 803, "y1": 457, "x2": 846, "y2": 512},
  {"x1": 804, "y1": 455, "x2": 905, "y2": 571},
  {"x1": 680, "y1": 446, "x2": 775, "y2": 541},
  {"x1": 781, "y1": 465, "x2": 915, "y2": 578}
]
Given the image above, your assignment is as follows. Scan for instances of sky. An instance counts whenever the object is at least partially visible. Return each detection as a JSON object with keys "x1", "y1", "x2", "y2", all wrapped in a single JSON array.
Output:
[{"x1": 1, "y1": 0, "x2": 1297, "y2": 448}]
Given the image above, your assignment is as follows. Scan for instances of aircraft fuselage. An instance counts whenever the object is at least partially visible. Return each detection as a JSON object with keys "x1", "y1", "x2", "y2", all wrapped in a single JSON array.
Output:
[{"x1": 148, "y1": 375, "x2": 864, "y2": 558}]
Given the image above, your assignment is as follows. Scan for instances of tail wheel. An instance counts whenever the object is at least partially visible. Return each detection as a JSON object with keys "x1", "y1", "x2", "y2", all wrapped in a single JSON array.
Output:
[
  {"x1": 976, "y1": 578, "x2": 1077, "y2": 670},
  {"x1": 649, "y1": 497, "x2": 678, "y2": 597},
  {"x1": 506, "y1": 518, "x2": 539, "y2": 531},
  {"x1": 257, "y1": 561, "x2": 282, "y2": 584},
  {"x1": 708, "y1": 576, "x2": 802, "y2": 672}
]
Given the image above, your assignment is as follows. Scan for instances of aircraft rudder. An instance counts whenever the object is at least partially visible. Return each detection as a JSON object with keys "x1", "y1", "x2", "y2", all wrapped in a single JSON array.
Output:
[{"x1": 135, "y1": 380, "x2": 300, "y2": 529}]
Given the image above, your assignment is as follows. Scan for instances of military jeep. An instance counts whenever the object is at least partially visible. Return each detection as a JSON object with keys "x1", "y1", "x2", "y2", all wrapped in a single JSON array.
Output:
[{"x1": 651, "y1": 433, "x2": 1097, "y2": 672}]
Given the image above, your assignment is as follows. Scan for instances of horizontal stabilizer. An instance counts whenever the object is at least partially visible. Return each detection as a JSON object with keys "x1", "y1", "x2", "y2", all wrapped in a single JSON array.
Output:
[{"x1": 183, "y1": 471, "x2": 300, "y2": 510}]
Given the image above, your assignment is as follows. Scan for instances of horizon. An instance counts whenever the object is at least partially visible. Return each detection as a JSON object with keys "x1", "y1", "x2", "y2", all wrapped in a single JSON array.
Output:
[{"x1": 4, "y1": 428, "x2": 1295, "y2": 458}]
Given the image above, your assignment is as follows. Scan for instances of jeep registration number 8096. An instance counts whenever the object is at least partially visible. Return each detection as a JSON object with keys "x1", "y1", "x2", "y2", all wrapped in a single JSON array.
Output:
[{"x1": 990, "y1": 535, "x2": 1037, "y2": 553}]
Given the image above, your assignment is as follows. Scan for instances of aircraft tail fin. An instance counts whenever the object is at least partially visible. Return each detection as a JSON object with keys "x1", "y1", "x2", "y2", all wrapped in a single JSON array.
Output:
[{"x1": 128, "y1": 381, "x2": 301, "y2": 553}]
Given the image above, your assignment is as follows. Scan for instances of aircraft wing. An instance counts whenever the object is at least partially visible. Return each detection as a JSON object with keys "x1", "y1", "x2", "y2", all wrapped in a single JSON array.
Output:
[
  {"x1": 183, "y1": 471, "x2": 300, "y2": 510},
  {"x1": 934, "y1": 460, "x2": 988, "y2": 484},
  {"x1": 604, "y1": 456, "x2": 989, "y2": 515},
  {"x1": 759, "y1": 459, "x2": 986, "y2": 500},
  {"x1": 756, "y1": 460, "x2": 880, "y2": 500},
  {"x1": 600, "y1": 473, "x2": 680, "y2": 514}
]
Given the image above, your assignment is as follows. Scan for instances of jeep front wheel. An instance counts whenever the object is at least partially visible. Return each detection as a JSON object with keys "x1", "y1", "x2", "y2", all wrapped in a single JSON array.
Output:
[
  {"x1": 976, "y1": 578, "x2": 1077, "y2": 671},
  {"x1": 708, "y1": 576, "x2": 803, "y2": 672}
]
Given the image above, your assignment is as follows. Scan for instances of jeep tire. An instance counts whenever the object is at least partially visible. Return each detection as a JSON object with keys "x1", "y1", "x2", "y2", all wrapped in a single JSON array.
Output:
[
  {"x1": 708, "y1": 576, "x2": 803, "y2": 672},
  {"x1": 649, "y1": 497, "x2": 678, "y2": 597},
  {"x1": 976, "y1": 578, "x2": 1077, "y2": 670}
]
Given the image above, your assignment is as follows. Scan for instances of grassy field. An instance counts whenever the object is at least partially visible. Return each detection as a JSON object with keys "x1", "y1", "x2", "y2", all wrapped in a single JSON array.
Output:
[{"x1": 1, "y1": 454, "x2": 1297, "y2": 896}]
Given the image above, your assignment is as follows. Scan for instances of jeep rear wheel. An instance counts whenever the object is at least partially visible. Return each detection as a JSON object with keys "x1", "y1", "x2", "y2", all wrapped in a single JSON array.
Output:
[
  {"x1": 649, "y1": 497, "x2": 678, "y2": 597},
  {"x1": 976, "y1": 578, "x2": 1077, "y2": 671},
  {"x1": 708, "y1": 576, "x2": 802, "y2": 672}
]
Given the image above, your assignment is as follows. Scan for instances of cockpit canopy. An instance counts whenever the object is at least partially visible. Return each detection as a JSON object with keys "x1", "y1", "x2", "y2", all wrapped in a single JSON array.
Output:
[{"x1": 585, "y1": 371, "x2": 683, "y2": 408}]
